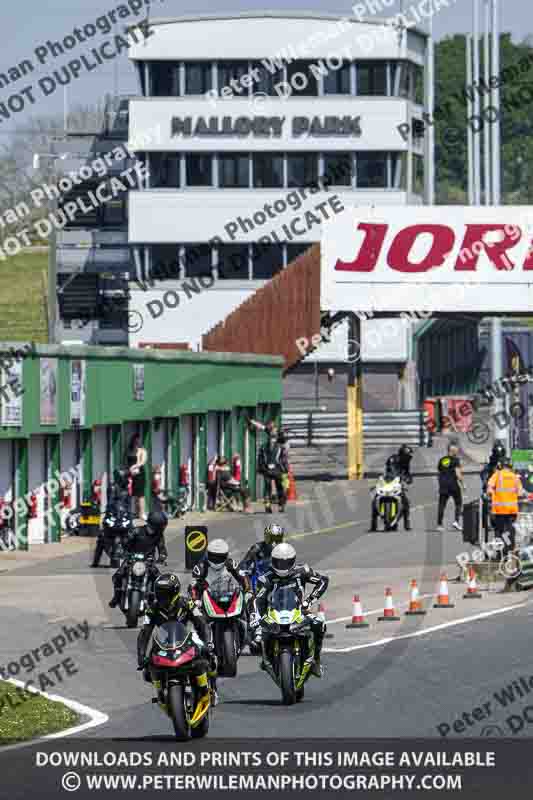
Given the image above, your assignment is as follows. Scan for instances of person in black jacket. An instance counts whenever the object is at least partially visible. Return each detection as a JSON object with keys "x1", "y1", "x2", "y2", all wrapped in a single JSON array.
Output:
[
  {"x1": 108, "y1": 510, "x2": 168, "y2": 608},
  {"x1": 258, "y1": 432, "x2": 289, "y2": 513},
  {"x1": 136, "y1": 573, "x2": 216, "y2": 700},
  {"x1": 436, "y1": 444, "x2": 464, "y2": 532}
]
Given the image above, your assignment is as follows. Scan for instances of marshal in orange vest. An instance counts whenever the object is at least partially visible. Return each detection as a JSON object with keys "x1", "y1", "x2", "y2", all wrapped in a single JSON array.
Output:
[{"x1": 487, "y1": 468, "x2": 523, "y2": 516}]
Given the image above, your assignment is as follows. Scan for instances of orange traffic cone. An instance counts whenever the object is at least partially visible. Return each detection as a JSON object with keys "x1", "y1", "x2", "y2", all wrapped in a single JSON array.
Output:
[
  {"x1": 405, "y1": 579, "x2": 426, "y2": 616},
  {"x1": 463, "y1": 566, "x2": 482, "y2": 599},
  {"x1": 318, "y1": 602, "x2": 334, "y2": 638},
  {"x1": 346, "y1": 594, "x2": 370, "y2": 628},
  {"x1": 434, "y1": 573, "x2": 455, "y2": 608},
  {"x1": 286, "y1": 467, "x2": 297, "y2": 502},
  {"x1": 378, "y1": 588, "x2": 400, "y2": 622}
]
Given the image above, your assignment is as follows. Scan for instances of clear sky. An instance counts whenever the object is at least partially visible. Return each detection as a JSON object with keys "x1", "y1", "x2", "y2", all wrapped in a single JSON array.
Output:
[{"x1": 0, "y1": 0, "x2": 529, "y2": 133}]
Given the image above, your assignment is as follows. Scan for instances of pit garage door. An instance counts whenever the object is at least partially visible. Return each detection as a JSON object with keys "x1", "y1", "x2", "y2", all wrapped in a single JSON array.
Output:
[
  {"x1": 92, "y1": 426, "x2": 108, "y2": 511},
  {"x1": 152, "y1": 421, "x2": 168, "y2": 492},
  {"x1": 0, "y1": 440, "x2": 14, "y2": 503},
  {"x1": 27, "y1": 435, "x2": 46, "y2": 545},
  {"x1": 207, "y1": 412, "x2": 220, "y2": 462},
  {"x1": 180, "y1": 415, "x2": 194, "y2": 508},
  {"x1": 61, "y1": 431, "x2": 81, "y2": 510}
]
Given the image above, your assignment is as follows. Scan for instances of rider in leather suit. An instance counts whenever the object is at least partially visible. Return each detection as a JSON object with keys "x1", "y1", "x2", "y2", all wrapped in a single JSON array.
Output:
[
  {"x1": 108, "y1": 511, "x2": 168, "y2": 608},
  {"x1": 254, "y1": 543, "x2": 329, "y2": 677}
]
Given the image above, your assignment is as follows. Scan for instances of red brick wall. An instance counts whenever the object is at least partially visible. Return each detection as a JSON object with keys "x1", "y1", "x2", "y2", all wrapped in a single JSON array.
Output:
[{"x1": 202, "y1": 244, "x2": 320, "y2": 373}]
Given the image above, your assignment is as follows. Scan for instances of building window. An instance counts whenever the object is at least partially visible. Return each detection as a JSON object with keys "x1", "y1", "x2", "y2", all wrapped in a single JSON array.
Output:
[
  {"x1": 415, "y1": 65, "x2": 424, "y2": 104},
  {"x1": 186, "y1": 154, "x2": 213, "y2": 187},
  {"x1": 250, "y1": 61, "x2": 279, "y2": 95},
  {"x1": 151, "y1": 61, "x2": 180, "y2": 96},
  {"x1": 151, "y1": 245, "x2": 182, "y2": 280},
  {"x1": 253, "y1": 153, "x2": 284, "y2": 188},
  {"x1": 185, "y1": 62, "x2": 212, "y2": 94},
  {"x1": 252, "y1": 244, "x2": 284, "y2": 279},
  {"x1": 150, "y1": 153, "x2": 181, "y2": 188},
  {"x1": 357, "y1": 152, "x2": 387, "y2": 188},
  {"x1": 218, "y1": 62, "x2": 250, "y2": 93},
  {"x1": 323, "y1": 153, "x2": 352, "y2": 186},
  {"x1": 413, "y1": 154, "x2": 424, "y2": 195},
  {"x1": 218, "y1": 244, "x2": 250, "y2": 279},
  {"x1": 219, "y1": 153, "x2": 250, "y2": 188},
  {"x1": 323, "y1": 62, "x2": 351, "y2": 95},
  {"x1": 287, "y1": 243, "x2": 312, "y2": 264},
  {"x1": 288, "y1": 153, "x2": 318, "y2": 187},
  {"x1": 101, "y1": 196, "x2": 127, "y2": 227},
  {"x1": 391, "y1": 153, "x2": 406, "y2": 190},
  {"x1": 184, "y1": 244, "x2": 212, "y2": 278},
  {"x1": 357, "y1": 62, "x2": 387, "y2": 96},
  {"x1": 286, "y1": 61, "x2": 319, "y2": 96}
]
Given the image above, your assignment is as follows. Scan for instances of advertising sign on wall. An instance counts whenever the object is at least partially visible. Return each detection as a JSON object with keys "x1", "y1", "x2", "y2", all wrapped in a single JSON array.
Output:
[
  {"x1": 321, "y1": 206, "x2": 533, "y2": 313},
  {"x1": 40, "y1": 358, "x2": 58, "y2": 425},
  {"x1": 133, "y1": 364, "x2": 145, "y2": 401},
  {"x1": 70, "y1": 359, "x2": 86, "y2": 426},
  {"x1": 0, "y1": 360, "x2": 23, "y2": 427}
]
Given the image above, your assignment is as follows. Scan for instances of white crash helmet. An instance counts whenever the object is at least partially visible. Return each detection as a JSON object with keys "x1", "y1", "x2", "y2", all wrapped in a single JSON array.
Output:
[
  {"x1": 271, "y1": 543, "x2": 296, "y2": 577},
  {"x1": 207, "y1": 538, "x2": 229, "y2": 570}
]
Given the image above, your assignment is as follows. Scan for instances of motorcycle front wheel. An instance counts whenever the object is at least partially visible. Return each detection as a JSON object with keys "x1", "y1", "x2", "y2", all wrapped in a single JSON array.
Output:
[
  {"x1": 126, "y1": 589, "x2": 141, "y2": 628},
  {"x1": 221, "y1": 628, "x2": 238, "y2": 677},
  {"x1": 168, "y1": 683, "x2": 189, "y2": 741},
  {"x1": 279, "y1": 650, "x2": 296, "y2": 705}
]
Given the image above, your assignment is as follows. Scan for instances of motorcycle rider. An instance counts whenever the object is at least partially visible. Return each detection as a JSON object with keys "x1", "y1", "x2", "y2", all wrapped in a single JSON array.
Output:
[
  {"x1": 239, "y1": 523, "x2": 286, "y2": 577},
  {"x1": 190, "y1": 538, "x2": 250, "y2": 599},
  {"x1": 370, "y1": 460, "x2": 411, "y2": 532},
  {"x1": 254, "y1": 543, "x2": 329, "y2": 678},
  {"x1": 136, "y1": 572, "x2": 217, "y2": 703},
  {"x1": 239, "y1": 524, "x2": 286, "y2": 647},
  {"x1": 108, "y1": 510, "x2": 168, "y2": 608},
  {"x1": 397, "y1": 444, "x2": 414, "y2": 483},
  {"x1": 481, "y1": 440, "x2": 507, "y2": 491}
]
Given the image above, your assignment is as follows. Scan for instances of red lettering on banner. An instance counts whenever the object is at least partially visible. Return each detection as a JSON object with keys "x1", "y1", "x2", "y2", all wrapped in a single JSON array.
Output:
[
  {"x1": 387, "y1": 225, "x2": 455, "y2": 273},
  {"x1": 521, "y1": 240, "x2": 533, "y2": 270},
  {"x1": 334, "y1": 223, "x2": 388, "y2": 272},
  {"x1": 455, "y1": 225, "x2": 522, "y2": 271}
]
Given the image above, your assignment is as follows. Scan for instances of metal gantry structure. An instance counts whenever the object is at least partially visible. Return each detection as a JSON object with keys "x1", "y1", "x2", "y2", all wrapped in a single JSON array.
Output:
[{"x1": 468, "y1": 0, "x2": 507, "y2": 447}]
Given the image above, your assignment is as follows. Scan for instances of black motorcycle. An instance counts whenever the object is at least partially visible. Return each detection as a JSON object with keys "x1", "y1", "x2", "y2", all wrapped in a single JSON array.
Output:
[
  {"x1": 120, "y1": 552, "x2": 159, "y2": 628},
  {"x1": 148, "y1": 620, "x2": 214, "y2": 740}
]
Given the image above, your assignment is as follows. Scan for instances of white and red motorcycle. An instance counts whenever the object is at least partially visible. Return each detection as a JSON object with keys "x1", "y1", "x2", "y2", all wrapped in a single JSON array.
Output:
[{"x1": 201, "y1": 574, "x2": 246, "y2": 677}]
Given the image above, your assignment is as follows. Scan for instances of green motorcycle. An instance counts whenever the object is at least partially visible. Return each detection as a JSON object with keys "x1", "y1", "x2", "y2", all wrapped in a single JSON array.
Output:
[{"x1": 260, "y1": 586, "x2": 315, "y2": 705}]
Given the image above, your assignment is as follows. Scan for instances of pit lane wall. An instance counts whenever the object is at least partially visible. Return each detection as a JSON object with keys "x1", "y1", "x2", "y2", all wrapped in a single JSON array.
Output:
[{"x1": 0, "y1": 343, "x2": 283, "y2": 550}]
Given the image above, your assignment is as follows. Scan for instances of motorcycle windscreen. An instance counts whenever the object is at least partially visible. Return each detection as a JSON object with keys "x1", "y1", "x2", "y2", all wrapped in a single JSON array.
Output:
[
  {"x1": 153, "y1": 620, "x2": 189, "y2": 650},
  {"x1": 270, "y1": 586, "x2": 299, "y2": 613},
  {"x1": 208, "y1": 569, "x2": 240, "y2": 602}
]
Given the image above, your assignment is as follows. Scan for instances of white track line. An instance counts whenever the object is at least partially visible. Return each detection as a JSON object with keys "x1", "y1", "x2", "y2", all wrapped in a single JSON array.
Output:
[
  {"x1": 0, "y1": 678, "x2": 108, "y2": 752},
  {"x1": 324, "y1": 601, "x2": 528, "y2": 653}
]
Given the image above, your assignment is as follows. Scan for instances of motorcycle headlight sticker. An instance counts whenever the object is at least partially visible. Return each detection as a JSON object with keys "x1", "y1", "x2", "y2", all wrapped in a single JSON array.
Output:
[{"x1": 132, "y1": 561, "x2": 147, "y2": 577}]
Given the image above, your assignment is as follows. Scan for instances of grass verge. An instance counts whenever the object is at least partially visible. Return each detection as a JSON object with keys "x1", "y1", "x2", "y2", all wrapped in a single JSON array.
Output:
[
  {"x1": 0, "y1": 680, "x2": 80, "y2": 745},
  {"x1": 0, "y1": 250, "x2": 48, "y2": 343}
]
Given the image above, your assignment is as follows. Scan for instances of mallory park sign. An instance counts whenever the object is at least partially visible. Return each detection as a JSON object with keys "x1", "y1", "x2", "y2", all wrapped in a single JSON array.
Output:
[{"x1": 170, "y1": 115, "x2": 362, "y2": 138}]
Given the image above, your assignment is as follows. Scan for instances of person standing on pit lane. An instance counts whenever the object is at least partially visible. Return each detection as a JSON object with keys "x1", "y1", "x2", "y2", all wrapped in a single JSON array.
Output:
[{"x1": 436, "y1": 443, "x2": 464, "y2": 532}]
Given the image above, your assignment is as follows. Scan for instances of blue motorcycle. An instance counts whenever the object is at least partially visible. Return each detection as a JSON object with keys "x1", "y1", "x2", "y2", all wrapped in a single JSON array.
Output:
[{"x1": 245, "y1": 557, "x2": 270, "y2": 655}]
